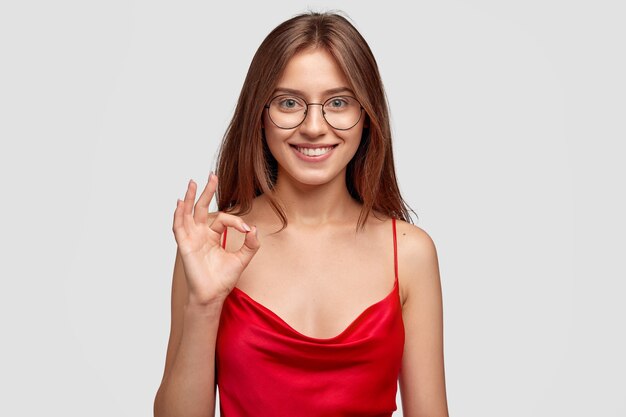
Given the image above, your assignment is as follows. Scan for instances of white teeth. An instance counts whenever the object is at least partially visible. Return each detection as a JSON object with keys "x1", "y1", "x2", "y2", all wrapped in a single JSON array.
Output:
[{"x1": 296, "y1": 146, "x2": 334, "y2": 157}]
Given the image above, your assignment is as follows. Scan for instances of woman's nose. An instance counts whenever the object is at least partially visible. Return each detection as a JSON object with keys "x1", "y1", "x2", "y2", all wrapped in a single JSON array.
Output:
[{"x1": 299, "y1": 104, "x2": 328, "y2": 137}]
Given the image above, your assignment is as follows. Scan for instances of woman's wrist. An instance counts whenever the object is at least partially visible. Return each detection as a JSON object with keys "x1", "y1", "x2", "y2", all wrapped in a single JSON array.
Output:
[{"x1": 185, "y1": 293, "x2": 227, "y2": 314}]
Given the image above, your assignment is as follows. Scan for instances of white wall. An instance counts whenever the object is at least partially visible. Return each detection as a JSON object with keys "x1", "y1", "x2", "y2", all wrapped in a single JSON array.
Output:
[{"x1": 1, "y1": 1, "x2": 624, "y2": 415}]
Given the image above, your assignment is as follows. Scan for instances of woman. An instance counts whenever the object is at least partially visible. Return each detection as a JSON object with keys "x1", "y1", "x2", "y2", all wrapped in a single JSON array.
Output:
[{"x1": 154, "y1": 11, "x2": 449, "y2": 417}]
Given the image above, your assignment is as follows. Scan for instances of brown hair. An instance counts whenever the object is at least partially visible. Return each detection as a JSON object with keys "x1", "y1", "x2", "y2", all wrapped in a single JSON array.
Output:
[{"x1": 215, "y1": 10, "x2": 417, "y2": 232}]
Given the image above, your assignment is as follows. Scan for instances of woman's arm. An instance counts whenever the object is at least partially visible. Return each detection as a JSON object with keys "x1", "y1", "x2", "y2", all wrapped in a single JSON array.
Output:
[
  {"x1": 153, "y1": 246, "x2": 224, "y2": 417},
  {"x1": 397, "y1": 223, "x2": 450, "y2": 417},
  {"x1": 154, "y1": 176, "x2": 260, "y2": 417}
]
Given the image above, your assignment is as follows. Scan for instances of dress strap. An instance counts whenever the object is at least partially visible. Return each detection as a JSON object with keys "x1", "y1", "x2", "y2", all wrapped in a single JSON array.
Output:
[
  {"x1": 392, "y1": 218, "x2": 398, "y2": 282},
  {"x1": 221, "y1": 227, "x2": 228, "y2": 249}
]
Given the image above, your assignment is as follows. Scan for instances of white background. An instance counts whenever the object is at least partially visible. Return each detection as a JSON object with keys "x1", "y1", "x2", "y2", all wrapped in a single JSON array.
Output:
[{"x1": 1, "y1": 1, "x2": 624, "y2": 416}]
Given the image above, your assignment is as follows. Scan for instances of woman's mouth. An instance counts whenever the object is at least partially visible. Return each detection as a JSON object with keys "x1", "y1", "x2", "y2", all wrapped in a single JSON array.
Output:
[
  {"x1": 289, "y1": 144, "x2": 338, "y2": 162},
  {"x1": 291, "y1": 145, "x2": 337, "y2": 157}
]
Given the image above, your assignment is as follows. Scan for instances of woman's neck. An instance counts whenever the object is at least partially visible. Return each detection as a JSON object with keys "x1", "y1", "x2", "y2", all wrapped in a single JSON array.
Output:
[{"x1": 265, "y1": 171, "x2": 361, "y2": 228}]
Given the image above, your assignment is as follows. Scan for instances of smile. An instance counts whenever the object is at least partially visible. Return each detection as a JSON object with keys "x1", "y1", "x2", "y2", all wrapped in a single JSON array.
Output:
[
  {"x1": 289, "y1": 144, "x2": 338, "y2": 162},
  {"x1": 292, "y1": 145, "x2": 337, "y2": 157}
]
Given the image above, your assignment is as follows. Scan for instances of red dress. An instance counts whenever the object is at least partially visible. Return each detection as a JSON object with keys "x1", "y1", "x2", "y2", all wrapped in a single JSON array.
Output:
[{"x1": 215, "y1": 218, "x2": 405, "y2": 416}]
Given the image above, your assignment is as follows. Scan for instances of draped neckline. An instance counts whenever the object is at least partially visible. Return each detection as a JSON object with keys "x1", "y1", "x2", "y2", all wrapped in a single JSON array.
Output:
[{"x1": 228, "y1": 277, "x2": 399, "y2": 342}]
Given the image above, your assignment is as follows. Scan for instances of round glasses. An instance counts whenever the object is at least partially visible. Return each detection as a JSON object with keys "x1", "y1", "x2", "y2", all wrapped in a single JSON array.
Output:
[{"x1": 264, "y1": 94, "x2": 364, "y2": 130}]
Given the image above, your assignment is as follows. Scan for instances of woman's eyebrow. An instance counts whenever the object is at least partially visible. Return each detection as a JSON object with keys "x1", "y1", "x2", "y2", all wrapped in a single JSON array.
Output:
[{"x1": 273, "y1": 87, "x2": 354, "y2": 96}]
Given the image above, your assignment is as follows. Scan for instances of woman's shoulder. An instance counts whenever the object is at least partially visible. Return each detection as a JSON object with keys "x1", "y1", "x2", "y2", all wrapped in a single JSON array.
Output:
[
  {"x1": 392, "y1": 217, "x2": 437, "y2": 262},
  {"x1": 393, "y1": 217, "x2": 433, "y2": 241},
  {"x1": 392, "y1": 218, "x2": 440, "y2": 302},
  {"x1": 366, "y1": 211, "x2": 436, "y2": 260},
  {"x1": 367, "y1": 210, "x2": 428, "y2": 235}
]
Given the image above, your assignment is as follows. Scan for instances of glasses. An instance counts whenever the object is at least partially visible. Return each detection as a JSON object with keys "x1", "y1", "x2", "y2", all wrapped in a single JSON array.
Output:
[{"x1": 264, "y1": 94, "x2": 364, "y2": 130}]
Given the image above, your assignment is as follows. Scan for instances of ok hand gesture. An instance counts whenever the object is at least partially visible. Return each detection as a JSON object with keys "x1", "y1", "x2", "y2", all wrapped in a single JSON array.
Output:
[{"x1": 172, "y1": 173, "x2": 261, "y2": 306}]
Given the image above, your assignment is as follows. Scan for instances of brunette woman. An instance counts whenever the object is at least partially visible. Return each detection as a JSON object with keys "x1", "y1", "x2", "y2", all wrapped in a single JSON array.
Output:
[{"x1": 154, "y1": 11, "x2": 449, "y2": 417}]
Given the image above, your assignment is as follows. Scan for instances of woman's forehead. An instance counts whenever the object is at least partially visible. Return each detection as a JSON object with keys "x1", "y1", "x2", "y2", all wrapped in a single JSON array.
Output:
[{"x1": 273, "y1": 49, "x2": 352, "y2": 99}]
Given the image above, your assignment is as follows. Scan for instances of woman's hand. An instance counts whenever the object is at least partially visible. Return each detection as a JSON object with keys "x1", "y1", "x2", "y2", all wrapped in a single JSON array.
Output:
[{"x1": 172, "y1": 173, "x2": 261, "y2": 306}]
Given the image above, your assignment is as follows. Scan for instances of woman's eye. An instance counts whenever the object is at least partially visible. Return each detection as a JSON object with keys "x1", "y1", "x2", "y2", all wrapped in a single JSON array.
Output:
[
  {"x1": 277, "y1": 97, "x2": 303, "y2": 109},
  {"x1": 327, "y1": 97, "x2": 349, "y2": 108}
]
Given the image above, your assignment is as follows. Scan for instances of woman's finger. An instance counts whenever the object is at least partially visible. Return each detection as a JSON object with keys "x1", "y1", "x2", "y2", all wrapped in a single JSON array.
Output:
[
  {"x1": 234, "y1": 225, "x2": 261, "y2": 269},
  {"x1": 194, "y1": 172, "x2": 218, "y2": 225},
  {"x1": 208, "y1": 211, "x2": 253, "y2": 237},
  {"x1": 184, "y1": 179, "x2": 196, "y2": 216},
  {"x1": 172, "y1": 198, "x2": 187, "y2": 245},
  {"x1": 182, "y1": 179, "x2": 197, "y2": 236}
]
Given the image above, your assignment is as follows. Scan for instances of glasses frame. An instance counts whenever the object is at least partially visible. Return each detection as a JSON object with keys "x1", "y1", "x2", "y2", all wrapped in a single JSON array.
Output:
[{"x1": 264, "y1": 94, "x2": 365, "y2": 131}]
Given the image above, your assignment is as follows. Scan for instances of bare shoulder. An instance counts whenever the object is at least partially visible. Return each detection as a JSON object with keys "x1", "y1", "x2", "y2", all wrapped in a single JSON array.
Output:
[
  {"x1": 393, "y1": 219, "x2": 441, "y2": 306},
  {"x1": 394, "y1": 219, "x2": 438, "y2": 258}
]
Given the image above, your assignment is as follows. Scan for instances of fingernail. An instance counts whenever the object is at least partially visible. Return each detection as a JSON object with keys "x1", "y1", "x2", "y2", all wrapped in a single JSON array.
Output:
[
  {"x1": 242, "y1": 223, "x2": 251, "y2": 232},
  {"x1": 209, "y1": 171, "x2": 214, "y2": 180}
]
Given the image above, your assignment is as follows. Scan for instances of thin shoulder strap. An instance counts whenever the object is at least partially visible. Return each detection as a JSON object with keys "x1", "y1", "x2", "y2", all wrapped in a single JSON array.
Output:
[
  {"x1": 221, "y1": 227, "x2": 228, "y2": 249},
  {"x1": 392, "y1": 217, "x2": 398, "y2": 281}
]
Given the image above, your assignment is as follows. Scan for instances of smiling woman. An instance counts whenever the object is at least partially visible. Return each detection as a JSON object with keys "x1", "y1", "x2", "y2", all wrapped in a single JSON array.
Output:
[
  {"x1": 154, "y1": 10, "x2": 449, "y2": 417},
  {"x1": 263, "y1": 48, "x2": 366, "y2": 190},
  {"x1": 213, "y1": 12, "x2": 407, "y2": 232}
]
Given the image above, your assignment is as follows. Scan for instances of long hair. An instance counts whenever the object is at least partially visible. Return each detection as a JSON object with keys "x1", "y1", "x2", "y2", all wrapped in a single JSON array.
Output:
[{"x1": 215, "y1": 10, "x2": 417, "y2": 232}]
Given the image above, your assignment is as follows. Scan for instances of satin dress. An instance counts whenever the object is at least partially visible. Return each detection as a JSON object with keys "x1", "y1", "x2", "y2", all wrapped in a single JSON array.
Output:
[{"x1": 215, "y1": 218, "x2": 405, "y2": 416}]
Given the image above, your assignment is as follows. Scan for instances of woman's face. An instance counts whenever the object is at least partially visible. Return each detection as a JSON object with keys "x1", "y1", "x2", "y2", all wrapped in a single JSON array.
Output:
[{"x1": 263, "y1": 47, "x2": 366, "y2": 188}]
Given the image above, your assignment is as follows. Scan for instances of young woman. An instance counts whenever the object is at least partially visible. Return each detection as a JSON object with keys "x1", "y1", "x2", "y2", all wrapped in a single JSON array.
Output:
[{"x1": 154, "y1": 11, "x2": 449, "y2": 417}]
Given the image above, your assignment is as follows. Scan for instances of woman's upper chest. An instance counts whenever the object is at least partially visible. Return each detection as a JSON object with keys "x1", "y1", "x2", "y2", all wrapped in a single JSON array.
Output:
[{"x1": 222, "y1": 221, "x2": 401, "y2": 339}]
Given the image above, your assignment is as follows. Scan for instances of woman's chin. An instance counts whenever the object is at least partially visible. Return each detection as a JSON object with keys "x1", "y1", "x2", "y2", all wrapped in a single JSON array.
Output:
[{"x1": 282, "y1": 170, "x2": 343, "y2": 188}]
